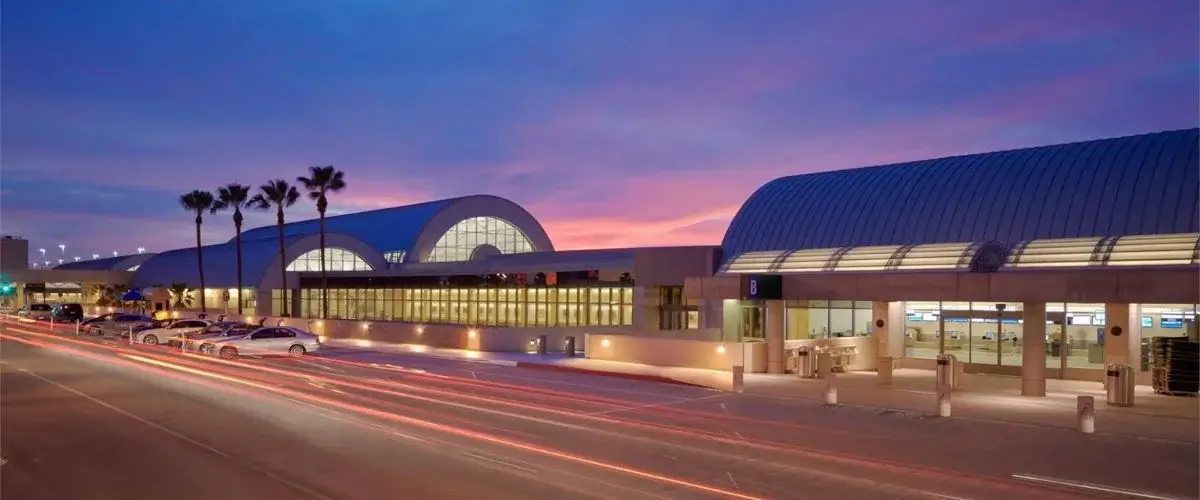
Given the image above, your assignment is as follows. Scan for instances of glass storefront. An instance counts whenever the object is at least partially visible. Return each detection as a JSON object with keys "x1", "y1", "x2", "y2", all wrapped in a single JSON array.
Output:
[
  {"x1": 276, "y1": 285, "x2": 635, "y2": 327},
  {"x1": 784, "y1": 300, "x2": 874, "y2": 340},
  {"x1": 902, "y1": 302, "x2": 1025, "y2": 366}
]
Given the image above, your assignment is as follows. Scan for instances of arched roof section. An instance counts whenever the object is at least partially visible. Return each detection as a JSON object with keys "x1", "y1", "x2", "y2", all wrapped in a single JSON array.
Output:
[
  {"x1": 130, "y1": 232, "x2": 385, "y2": 289},
  {"x1": 54, "y1": 253, "x2": 156, "y2": 271},
  {"x1": 722, "y1": 128, "x2": 1200, "y2": 258},
  {"x1": 407, "y1": 195, "x2": 554, "y2": 262},
  {"x1": 234, "y1": 195, "x2": 552, "y2": 262}
]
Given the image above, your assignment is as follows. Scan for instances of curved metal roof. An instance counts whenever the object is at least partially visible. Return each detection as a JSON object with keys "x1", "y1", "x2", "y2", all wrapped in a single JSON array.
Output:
[
  {"x1": 235, "y1": 194, "x2": 553, "y2": 262},
  {"x1": 53, "y1": 253, "x2": 156, "y2": 271},
  {"x1": 129, "y1": 232, "x2": 387, "y2": 289},
  {"x1": 238, "y1": 198, "x2": 452, "y2": 251},
  {"x1": 722, "y1": 128, "x2": 1200, "y2": 258},
  {"x1": 129, "y1": 236, "x2": 303, "y2": 289}
]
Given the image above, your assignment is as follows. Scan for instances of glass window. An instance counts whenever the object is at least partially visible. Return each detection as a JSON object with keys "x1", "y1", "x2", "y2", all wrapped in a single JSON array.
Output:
[
  {"x1": 426, "y1": 216, "x2": 536, "y2": 263},
  {"x1": 286, "y1": 247, "x2": 374, "y2": 272}
]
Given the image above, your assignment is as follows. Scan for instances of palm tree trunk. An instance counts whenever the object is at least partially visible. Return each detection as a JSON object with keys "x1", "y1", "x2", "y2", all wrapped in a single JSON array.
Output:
[
  {"x1": 276, "y1": 208, "x2": 288, "y2": 317},
  {"x1": 234, "y1": 211, "x2": 244, "y2": 316},
  {"x1": 195, "y1": 215, "x2": 207, "y2": 313},
  {"x1": 319, "y1": 209, "x2": 328, "y2": 319}
]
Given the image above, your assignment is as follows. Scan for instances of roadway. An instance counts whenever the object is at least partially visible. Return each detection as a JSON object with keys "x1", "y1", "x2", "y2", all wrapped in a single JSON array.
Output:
[{"x1": 2, "y1": 319, "x2": 1197, "y2": 500}]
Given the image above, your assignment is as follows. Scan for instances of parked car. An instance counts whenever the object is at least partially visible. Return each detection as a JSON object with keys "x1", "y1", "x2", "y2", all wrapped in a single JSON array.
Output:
[
  {"x1": 51, "y1": 303, "x2": 85, "y2": 322},
  {"x1": 132, "y1": 318, "x2": 212, "y2": 345},
  {"x1": 199, "y1": 326, "x2": 322, "y2": 359},
  {"x1": 17, "y1": 304, "x2": 53, "y2": 321},
  {"x1": 171, "y1": 322, "x2": 254, "y2": 349},
  {"x1": 85, "y1": 313, "x2": 157, "y2": 337}
]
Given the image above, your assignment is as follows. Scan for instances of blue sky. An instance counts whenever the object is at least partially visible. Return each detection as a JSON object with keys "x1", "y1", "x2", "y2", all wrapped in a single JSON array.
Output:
[{"x1": 2, "y1": 0, "x2": 1196, "y2": 262}]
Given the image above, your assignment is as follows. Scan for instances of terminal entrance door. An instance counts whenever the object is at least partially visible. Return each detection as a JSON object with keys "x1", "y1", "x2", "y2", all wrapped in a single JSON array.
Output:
[
  {"x1": 938, "y1": 308, "x2": 1024, "y2": 371},
  {"x1": 1045, "y1": 311, "x2": 1070, "y2": 379}
]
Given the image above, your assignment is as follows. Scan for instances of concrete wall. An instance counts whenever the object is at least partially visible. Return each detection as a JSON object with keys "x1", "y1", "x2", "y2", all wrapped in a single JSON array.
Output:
[
  {"x1": 585, "y1": 332, "x2": 768, "y2": 372},
  {"x1": 632, "y1": 246, "x2": 720, "y2": 286},
  {"x1": 1, "y1": 236, "x2": 29, "y2": 273}
]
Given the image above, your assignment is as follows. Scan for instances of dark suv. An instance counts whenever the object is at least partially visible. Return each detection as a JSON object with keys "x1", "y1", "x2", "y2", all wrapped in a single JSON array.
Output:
[{"x1": 52, "y1": 303, "x2": 85, "y2": 322}]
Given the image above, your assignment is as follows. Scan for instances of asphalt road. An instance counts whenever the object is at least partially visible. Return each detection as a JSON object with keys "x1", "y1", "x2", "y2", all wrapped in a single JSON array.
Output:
[{"x1": 3, "y1": 319, "x2": 1197, "y2": 500}]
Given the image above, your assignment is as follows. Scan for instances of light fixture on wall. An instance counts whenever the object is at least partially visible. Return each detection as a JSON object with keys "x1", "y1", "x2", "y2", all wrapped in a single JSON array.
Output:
[
  {"x1": 716, "y1": 344, "x2": 726, "y2": 354},
  {"x1": 467, "y1": 329, "x2": 477, "y2": 338},
  {"x1": 415, "y1": 326, "x2": 424, "y2": 335},
  {"x1": 314, "y1": 320, "x2": 324, "y2": 327},
  {"x1": 601, "y1": 338, "x2": 610, "y2": 347},
  {"x1": 360, "y1": 322, "x2": 370, "y2": 330}
]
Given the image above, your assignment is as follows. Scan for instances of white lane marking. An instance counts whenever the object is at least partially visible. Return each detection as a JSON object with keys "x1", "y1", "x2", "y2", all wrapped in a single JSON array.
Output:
[
  {"x1": 1012, "y1": 473, "x2": 1187, "y2": 500},
  {"x1": 390, "y1": 431, "x2": 429, "y2": 443},
  {"x1": 291, "y1": 358, "x2": 337, "y2": 372},
  {"x1": 14, "y1": 366, "x2": 336, "y2": 500},
  {"x1": 924, "y1": 493, "x2": 972, "y2": 500},
  {"x1": 588, "y1": 394, "x2": 724, "y2": 416},
  {"x1": 462, "y1": 451, "x2": 538, "y2": 474},
  {"x1": 726, "y1": 472, "x2": 739, "y2": 489}
]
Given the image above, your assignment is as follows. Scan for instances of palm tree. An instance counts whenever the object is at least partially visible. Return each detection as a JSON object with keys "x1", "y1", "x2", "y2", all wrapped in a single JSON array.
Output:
[
  {"x1": 179, "y1": 190, "x2": 215, "y2": 313},
  {"x1": 297, "y1": 165, "x2": 347, "y2": 319},
  {"x1": 211, "y1": 183, "x2": 253, "y2": 315},
  {"x1": 249, "y1": 179, "x2": 300, "y2": 317}
]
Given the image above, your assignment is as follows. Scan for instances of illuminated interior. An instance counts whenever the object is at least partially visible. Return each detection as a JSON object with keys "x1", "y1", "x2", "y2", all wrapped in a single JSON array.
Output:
[
  {"x1": 286, "y1": 248, "x2": 374, "y2": 272},
  {"x1": 277, "y1": 285, "x2": 634, "y2": 327},
  {"x1": 427, "y1": 216, "x2": 535, "y2": 263},
  {"x1": 127, "y1": 264, "x2": 141, "y2": 271}
]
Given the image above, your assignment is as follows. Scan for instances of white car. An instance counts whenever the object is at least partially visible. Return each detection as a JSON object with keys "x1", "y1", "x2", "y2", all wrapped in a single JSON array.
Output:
[
  {"x1": 133, "y1": 318, "x2": 212, "y2": 345},
  {"x1": 200, "y1": 326, "x2": 322, "y2": 358}
]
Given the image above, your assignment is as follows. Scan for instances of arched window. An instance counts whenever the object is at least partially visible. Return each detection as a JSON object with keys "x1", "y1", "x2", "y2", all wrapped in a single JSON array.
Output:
[
  {"x1": 427, "y1": 216, "x2": 535, "y2": 263},
  {"x1": 286, "y1": 248, "x2": 374, "y2": 272}
]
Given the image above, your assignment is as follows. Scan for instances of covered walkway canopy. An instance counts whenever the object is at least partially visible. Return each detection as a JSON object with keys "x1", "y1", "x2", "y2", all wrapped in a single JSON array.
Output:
[
  {"x1": 720, "y1": 241, "x2": 1009, "y2": 274},
  {"x1": 720, "y1": 233, "x2": 1200, "y2": 275}
]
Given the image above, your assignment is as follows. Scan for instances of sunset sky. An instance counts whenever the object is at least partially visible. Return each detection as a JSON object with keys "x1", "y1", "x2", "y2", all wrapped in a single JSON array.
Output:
[{"x1": 2, "y1": 0, "x2": 1197, "y2": 262}]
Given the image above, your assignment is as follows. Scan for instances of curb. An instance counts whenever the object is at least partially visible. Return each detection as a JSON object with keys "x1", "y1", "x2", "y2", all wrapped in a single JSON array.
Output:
[{"x1": 512, "y1": 361, "x2": 714, "y2": 388}]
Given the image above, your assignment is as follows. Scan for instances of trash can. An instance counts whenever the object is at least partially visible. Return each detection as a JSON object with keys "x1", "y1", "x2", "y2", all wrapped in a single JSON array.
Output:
[
  {"x1": 796, "y1": 346, "x2": 817, "y2": 378},
  {"x1": 1105, "y1": 363, "x2": 1135, "y2": 407},
  {"x1": 936, "y1": 354, "x2": 958, "y2": 390},
  {"x1": 564, "y1": 336, "x2": 576, "y2": 357},
  {"x1": 535, "y1": 335, "x2": 547, "y2": 355}
]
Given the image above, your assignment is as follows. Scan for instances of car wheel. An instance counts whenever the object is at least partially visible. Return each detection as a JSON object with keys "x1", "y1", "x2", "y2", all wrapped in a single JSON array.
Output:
[
  {"x1": 90, "y1": 327, "x2": 102, "y2": 336},
  {"x1": 288, "y1": 345, "x2": 306, "y2": 356},
  {"x1": 218, "y1": 346, "x2": 238, "y2": 359},
  {"x1": 198, "y1": 344, "x2": 211, "y2": 355},
  {"x1": 142, "y1": 334, "x2": 158, "y2": 345}
]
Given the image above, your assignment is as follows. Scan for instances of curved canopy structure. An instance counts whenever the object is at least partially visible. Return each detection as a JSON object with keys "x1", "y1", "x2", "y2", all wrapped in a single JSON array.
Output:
[
  {"x1": 722, "y1": 128, "x2": 1199, "y2": 259},
  {"x1": 54, "y1": 253, "x2": 156, "y2": 272},
  {"x1": 129, "y1": 232, "x2": 387, "y2": 289},
  {"x1": 1005, "y1": 233, "x2": 1200, "y2": 270},
  {"x1": 236, "y1": 194, "x2": 553, "y2": 263},
  {"x1": 721, "y1": 241, "x2": 1009, "y2": 274}
]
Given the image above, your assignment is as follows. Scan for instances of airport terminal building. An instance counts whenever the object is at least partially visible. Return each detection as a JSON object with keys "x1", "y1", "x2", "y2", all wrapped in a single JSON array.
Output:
[{"x1": 8, "y1": 127, "x2": 1198, "y2": 390}]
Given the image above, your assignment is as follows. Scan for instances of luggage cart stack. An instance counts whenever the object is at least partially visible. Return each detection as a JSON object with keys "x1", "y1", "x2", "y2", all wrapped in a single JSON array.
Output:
[{"x1": 1150, "y1": 337, "x2": 1199, "y2": 397}]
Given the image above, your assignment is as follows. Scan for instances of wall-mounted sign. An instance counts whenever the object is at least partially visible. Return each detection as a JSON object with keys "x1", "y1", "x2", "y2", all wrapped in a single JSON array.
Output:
[{"x1": 742, "y1": 274, "x2": 782, "y2": 301}]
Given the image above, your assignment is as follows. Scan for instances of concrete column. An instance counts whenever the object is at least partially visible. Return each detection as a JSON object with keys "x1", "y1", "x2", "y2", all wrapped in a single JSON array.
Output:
[
  {"x1": 631, "y1": 286, "x2": 656, "y2": 330},
  {"x1": 1104, "y1": 303, "x2": 1142, "y2": 368},
  {"x1": 765, "y1": 300, "x2": 785, "y2": 374},
  {"x1": 871, "y1": 301, "x2": 905, "y2": 358},
  {"x1": 1021, "y1": 302, "x2": 1047, "y2": 397}
]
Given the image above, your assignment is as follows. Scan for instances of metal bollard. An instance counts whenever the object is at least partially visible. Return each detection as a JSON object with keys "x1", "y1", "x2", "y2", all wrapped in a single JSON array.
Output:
[
  {"x1": 75, "y1": 320, "x2": 81, "y2": 336},
  {"x1": 1077, "y1": 395, "x2": 1095, "y2": 434},
  {"x1": 564, "y1": 336, "x2": 576, "y2": 357},
  {"x1": 731, "y1": 365, "x2": 745, "y2": 393},
  {"x1": 128, "y1": 325, "x2": 134, "y2": 345},
  {"x1": 824, "y1": 373, "x2": 838, "y2": 405},
  {"x1": 535, "y1": 335, "x2": 548, "y2": 355},
  {"x1": 937, "y1": 386, "x2": 952, "y2": 417}
]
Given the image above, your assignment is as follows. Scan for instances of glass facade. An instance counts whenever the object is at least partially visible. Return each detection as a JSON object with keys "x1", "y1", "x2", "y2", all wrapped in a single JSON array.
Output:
[
  {"x1": 784, "y1": 300, "x2": 875, "y2": 340},
  {"x1": 657, "y1": 286, "x2": 698, "y2": 330},
  {"x1": 383, "y1": 251, "x2": 405, "y2": 264},
  {"x1": 427, "y1": 216, "x2": 535, "y2": 262},
  {"x1": 902, "y1": 302, "x2": 1025, "y2": 366},
  {"x1": 285, "y1": 247, "x2": 374, "y2": 272},
  {"x1": 277, "y1": 285, "x2": 634, "y2": 327}
]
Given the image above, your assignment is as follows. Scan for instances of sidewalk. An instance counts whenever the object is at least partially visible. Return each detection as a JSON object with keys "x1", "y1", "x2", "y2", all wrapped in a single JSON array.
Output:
[{"x1": 323, "y1": 339, "x2": 1199, "y2": 442}]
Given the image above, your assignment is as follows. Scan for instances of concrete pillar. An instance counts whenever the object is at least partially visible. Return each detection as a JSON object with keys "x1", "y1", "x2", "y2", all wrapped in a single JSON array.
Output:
[
  {"x1": 871, "y1": 301, "x2": 905, "y2": 359},
  {"x1": 1104, "y1": 303, "x2": 1142, "y2": 367},
  {"x1": 766, "y1": 300, "x2": 785, "y2": 374},
  {"x1": 1021, "y1": 302, "x2": 1047, "y2": 397}
]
